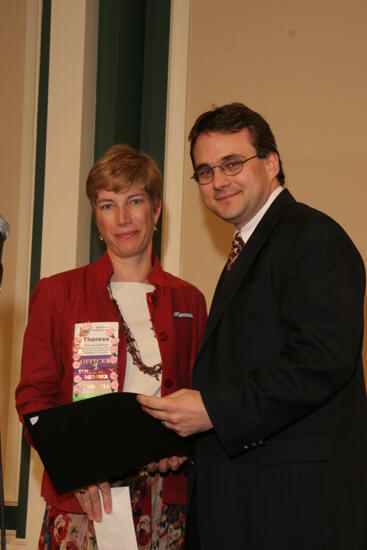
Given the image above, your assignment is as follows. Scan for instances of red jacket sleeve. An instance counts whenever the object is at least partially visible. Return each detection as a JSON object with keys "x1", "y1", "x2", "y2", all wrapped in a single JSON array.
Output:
[{"x1": 16, "y1": 278, "x2": 64, "y2": 423}]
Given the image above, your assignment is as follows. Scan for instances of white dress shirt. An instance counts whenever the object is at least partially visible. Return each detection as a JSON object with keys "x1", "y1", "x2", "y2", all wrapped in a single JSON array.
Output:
[{"x1": 238, "y1": 186, "x2": 283, "y2": 243}]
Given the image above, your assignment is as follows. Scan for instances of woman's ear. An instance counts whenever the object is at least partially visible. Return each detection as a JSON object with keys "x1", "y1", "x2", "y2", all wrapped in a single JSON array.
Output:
[{"x1": 153, "y1": 201, "x2": 162, "y2": 224}]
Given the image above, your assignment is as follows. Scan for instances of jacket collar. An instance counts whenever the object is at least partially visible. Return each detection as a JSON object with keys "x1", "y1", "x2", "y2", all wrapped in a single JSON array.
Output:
[{"x1": 201, "y1": 188, "x2": 296, "y2": 350}]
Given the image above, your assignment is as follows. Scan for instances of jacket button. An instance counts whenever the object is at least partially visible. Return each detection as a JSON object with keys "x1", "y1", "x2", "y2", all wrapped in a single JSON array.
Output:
[
  {"x1": 158, "y1": 331, "x2": 168, "y2": 341},
  {"x1": 164, "y1": 379, "x2": 173, "y2": 389}
]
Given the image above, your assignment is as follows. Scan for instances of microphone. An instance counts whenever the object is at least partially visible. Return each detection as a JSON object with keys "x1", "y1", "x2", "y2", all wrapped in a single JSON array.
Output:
[{"x1": 0, "y1": 215, "x2": 10, "y2": 291}]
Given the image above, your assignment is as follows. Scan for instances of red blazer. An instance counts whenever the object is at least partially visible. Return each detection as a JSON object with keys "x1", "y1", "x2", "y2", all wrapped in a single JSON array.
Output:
[{"x1": 16, "y1": 252, "x2": 207, "y2": 512}]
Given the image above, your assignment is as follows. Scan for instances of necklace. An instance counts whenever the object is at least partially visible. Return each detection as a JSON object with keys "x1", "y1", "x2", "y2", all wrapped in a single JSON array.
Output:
[{"x1": 107, "y1": 282, "x2": 162, "y2": 380}]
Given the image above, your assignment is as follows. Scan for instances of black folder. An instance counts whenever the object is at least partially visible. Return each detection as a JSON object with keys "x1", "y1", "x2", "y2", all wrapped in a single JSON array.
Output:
[{"x1": 23, "y1": 392, "x2": 194, "y2": 495}]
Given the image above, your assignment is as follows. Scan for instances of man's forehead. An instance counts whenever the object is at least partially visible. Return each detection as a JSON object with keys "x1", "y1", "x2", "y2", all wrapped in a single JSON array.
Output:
[{"x1": 193, "y1": 129, "x2": 255, "y2": 163}]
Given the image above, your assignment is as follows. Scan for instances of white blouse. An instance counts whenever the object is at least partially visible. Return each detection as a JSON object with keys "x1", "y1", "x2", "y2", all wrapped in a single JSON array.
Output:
[
  {"x1": 96, "y1": 282, "x2": 163, "y2": 549},
  {"x1": 110, "y1": 281, "x2": 162, "y2": 396}
]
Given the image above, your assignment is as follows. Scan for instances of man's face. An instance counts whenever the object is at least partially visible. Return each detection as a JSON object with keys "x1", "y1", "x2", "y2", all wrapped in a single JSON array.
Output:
[{"x1": 192, "y1": 129, "x2": 280, "y2": 228}]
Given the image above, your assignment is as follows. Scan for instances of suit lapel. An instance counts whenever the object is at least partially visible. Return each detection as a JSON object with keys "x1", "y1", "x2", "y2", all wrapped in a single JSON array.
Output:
[{"x1": 200, "y1": 189, "x2": 296, "y2": 351}]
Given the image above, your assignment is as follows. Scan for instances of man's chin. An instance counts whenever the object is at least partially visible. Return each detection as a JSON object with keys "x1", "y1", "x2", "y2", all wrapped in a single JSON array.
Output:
[{"x1": 216, "y1": 210, "x2": 245, "y2": 226}]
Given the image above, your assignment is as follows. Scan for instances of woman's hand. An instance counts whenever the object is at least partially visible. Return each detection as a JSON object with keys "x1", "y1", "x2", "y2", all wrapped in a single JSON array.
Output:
[
  {"x1": 74, "y1": 481, "x2": 112, "y2": 522},
  {"x1": 146, "y1": 455, "x2": 188, "y2": 474}
]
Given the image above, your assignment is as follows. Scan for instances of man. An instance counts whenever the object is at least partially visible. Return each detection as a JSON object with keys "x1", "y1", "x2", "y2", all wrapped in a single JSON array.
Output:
[{"x1": 138, "y1": 103, "x2": 367, "y2": 549}]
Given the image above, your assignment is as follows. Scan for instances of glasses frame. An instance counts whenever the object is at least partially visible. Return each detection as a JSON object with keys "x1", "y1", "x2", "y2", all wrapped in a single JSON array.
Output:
[{"x1": 191, "y1": 152, "x2": 266, "y2": 185}]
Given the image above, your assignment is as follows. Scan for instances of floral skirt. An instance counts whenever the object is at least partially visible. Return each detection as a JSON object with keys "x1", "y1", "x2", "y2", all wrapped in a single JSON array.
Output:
[{"x1": 39, "y1": 471, "x2": 186, "y2": 550}]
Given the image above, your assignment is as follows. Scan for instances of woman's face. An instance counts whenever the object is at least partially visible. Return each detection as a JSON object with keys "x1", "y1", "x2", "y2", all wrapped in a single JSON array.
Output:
[{"x1": 95, "y1": 181, "x2": 161, "y2": 264}]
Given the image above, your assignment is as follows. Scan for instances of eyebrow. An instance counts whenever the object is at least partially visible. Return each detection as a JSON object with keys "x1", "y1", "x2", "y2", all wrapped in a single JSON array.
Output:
[
  {"x1": 194, "y1": 154, "x2": 243, "y2": 170},
  {"x1": 126, "y1": 191, "x2": 147, "y2": 200},
  {"x1": 96, "y1": 198, "x2": 113, "y2": 204},
  {"x1": 96, "y1": 191, "x2": 147, "y2": 204}
]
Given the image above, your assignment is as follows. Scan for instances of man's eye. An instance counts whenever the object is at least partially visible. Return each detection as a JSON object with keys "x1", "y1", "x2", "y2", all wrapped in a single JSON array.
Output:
[
  {"x1": 223, "y1": 160, "x2": 242, "y2": 172},
  {"x1": 198, "y1": 167, "x2": 212, "y2": 178},
  {"x1": 100, "y1": 203, "x2": 113, "y2": 210}
]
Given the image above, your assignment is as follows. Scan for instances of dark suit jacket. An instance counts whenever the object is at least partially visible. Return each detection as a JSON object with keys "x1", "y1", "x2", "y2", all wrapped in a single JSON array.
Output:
[{"x1": 190, "y1": 189, "x2": 367, "y2": 550}]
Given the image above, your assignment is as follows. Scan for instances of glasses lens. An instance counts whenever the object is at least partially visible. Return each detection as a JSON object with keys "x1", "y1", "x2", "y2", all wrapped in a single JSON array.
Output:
[
  {"x1": 196, "y1": 166, "x2": 213, "y2": 184},
  {"x1": 222, "y1": 159, "x2": 244, "y2": 175}
]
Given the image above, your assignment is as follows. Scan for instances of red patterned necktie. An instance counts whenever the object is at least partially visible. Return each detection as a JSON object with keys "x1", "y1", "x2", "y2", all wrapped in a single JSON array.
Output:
[{"x1": 227, "y1": 231, "x2": 245, "y2": 272}]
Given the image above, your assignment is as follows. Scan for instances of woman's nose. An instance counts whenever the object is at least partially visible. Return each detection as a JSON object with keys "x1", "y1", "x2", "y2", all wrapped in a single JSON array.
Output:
[{"x1": 116, "y1": 205, "x2": 131, "y2": 224}]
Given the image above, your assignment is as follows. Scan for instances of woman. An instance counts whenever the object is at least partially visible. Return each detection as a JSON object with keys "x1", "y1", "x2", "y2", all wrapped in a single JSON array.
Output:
[{"x1": 16, "y1": 144, "x2": 207, "y2": 549}]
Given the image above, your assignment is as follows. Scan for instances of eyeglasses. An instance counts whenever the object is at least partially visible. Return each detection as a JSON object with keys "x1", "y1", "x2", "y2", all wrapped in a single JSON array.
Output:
[{"x1": 191, "y1": 153, "x2": 265, "y2": 185}]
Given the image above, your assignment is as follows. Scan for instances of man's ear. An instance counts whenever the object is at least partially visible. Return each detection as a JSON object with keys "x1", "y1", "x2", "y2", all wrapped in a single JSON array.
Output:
[{"x1": 265, "y1": 151, "x2": 280, "y2": 181}]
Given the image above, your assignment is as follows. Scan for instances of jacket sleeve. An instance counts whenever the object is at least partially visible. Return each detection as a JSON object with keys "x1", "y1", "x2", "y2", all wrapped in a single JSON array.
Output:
[
  {"x1": 195, "y1": 290, "x2": 208, "y2": 353},
  {"x1": 189, "y1": 289, "x2": 208, "y2": 379},
  {"x1": 201, "y1": 216, "x2": 366, "y2": 457},
  {"x1": 15, "y1": 278, "x2": 65, "y2": 425}
]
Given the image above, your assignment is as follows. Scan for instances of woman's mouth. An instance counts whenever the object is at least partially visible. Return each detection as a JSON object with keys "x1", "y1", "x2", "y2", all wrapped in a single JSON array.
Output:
[{"x1": 114, "y1": 230, "x2": 138, "y2": 239}]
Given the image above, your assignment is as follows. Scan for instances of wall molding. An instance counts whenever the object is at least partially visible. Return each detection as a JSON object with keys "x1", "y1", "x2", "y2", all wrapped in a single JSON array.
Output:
[
  {"x1": 24, "y1": 0, "x2": 99, "y2": 545},
  {"x1": 161, "y1": 0, "x2": 190, "y2": 276},
  {"x1": 41, "y1": 0, "x2": 97, "y2": 277},
  {"x1": 6, "y1": 531, "x2": 26, "y2": 548},
  {"x1": 4, "y1": 0, "x2": 42, "y2": 508}
]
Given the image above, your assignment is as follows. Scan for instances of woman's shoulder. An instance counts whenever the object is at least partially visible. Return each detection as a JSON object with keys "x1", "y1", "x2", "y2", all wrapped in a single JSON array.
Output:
[
  {"x1": 36, "y1": 253, "x2": 110, "y2": 290},
  {"x1": 151, "y1": 255, "x2": 204, "y2": 298},
  {"x1": 31, "y1": 260, "x2": 104, "y2": 306},
  {"x1": 161, "y1": 270, "x2": 206, "y2": 302},
  {"x1": 38, "y1": 262, "x2": 91, "y2": 288}
]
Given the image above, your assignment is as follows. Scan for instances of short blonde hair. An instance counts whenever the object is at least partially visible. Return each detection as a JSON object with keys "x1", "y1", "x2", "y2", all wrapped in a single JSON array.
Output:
[{"x1": 86, "y1": 144, "x2": 162, "y2": 211}]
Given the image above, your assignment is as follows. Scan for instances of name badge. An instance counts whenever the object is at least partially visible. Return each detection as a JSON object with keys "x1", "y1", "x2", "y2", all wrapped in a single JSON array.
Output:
[{"x1": 72, "y1": 322, "x2": 119, "y2": 401}]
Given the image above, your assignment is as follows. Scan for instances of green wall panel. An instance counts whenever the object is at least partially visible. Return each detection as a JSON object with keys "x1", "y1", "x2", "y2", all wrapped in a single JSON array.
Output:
[{"x1": 90, "y1": 0, "x2": 171, "y2": 262}]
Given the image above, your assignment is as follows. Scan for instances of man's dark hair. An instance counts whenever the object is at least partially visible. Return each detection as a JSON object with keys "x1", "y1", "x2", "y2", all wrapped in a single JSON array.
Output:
[{"x1": 189, "y1": 102, "x2": 285, "y2": 185}]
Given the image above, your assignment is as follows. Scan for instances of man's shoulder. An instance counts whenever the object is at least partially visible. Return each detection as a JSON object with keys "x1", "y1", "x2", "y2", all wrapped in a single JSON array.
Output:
[
  {"x1": 279, "y1": 198, "x2": 364, "y2": 266},
  {"x1": 286, "y1": 199, "x2": 351, "y2": 237}
]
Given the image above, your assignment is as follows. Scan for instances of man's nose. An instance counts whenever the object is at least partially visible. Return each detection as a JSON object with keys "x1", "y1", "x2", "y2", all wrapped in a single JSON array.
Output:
[{"x1": 212, "y1": 165, "x2": 230, "y2": 189}]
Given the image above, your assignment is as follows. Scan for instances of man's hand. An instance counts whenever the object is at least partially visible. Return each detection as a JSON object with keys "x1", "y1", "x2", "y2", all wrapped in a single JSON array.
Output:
[
  {"x1": 74, "y1": 481, "x2": 112, "y2": 522},
  {"x1": 137, "y1": 389, "x2": 213, "y2": 437}
]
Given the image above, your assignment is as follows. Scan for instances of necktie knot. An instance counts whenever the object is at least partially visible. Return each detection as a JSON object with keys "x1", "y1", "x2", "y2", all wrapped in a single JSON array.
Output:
[{"x1": 227, "y1": 231, "x2": 244, "y2": 272}]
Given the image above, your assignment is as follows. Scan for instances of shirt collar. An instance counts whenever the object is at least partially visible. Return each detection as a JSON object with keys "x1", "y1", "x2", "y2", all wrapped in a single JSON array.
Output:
[{"x1": 238, "y1": 186, "x2": 284, "y2": 243}]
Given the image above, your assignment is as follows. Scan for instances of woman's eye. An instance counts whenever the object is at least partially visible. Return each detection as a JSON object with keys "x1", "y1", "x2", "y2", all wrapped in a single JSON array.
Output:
[
  {"x1": 130, "y1": 198, "x2": 143, "y2": 206},
  {"x1": 100, "y1": 203, "x2": 113, "y2": 210}
]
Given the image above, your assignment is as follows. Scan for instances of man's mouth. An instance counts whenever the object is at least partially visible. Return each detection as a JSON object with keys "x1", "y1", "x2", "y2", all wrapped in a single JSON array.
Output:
[{"x1": 215, "y1": 191, "x2": 240, "y2": 202}]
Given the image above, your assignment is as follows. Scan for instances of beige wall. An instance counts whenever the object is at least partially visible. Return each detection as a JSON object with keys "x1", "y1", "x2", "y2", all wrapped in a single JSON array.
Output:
[
  {"x1": 2, "y1": 0, "x2": 366, "y2": 545},
  {"x1": 0, "y1": 1, "x2": 98, "y2": 546},
  {"x1": 0, "y1": 1, "x2": 43, "y2": 545},
  {"x1": 181, "y1": 0, "x2": 367, "y2": 371},
  {"x1": 182, "y1": 0, "x2": 367, "y2": 307},
  {"x1": 0, "y1": 0, "x2": 28, "y2": 487}
]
